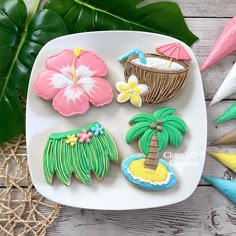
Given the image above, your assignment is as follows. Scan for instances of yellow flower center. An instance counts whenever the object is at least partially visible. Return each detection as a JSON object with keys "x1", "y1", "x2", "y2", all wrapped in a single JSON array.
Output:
[
  {"x1": 132, "y1": 86, "x2": 141, "y2": 95},
  {"x1": 74, "y1": 48, "x2": 83, "y2": 57},
  {"x1": 72, "y1": 48, "x2": 83, "y2": 84}
]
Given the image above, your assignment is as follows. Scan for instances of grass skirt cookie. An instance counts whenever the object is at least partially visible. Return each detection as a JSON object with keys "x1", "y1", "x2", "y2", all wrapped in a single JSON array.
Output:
[{"x1": 43, "y1": 122, "x2": 118, "y2": 185}]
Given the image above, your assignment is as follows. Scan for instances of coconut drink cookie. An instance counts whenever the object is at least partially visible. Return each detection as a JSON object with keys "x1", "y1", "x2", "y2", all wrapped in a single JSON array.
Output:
[
  {"x1": 43, "y1": 122, "x2": 118, "y2": 185},
  {"x1": 33, "y1": 48, "x2": 113, "y2": 117},
  {"x1": 118, "y1": 45, "x2": 191, "y2": 105},
  {"x1": 121, "y1": 107, "x2": 187, "y2": 190}
]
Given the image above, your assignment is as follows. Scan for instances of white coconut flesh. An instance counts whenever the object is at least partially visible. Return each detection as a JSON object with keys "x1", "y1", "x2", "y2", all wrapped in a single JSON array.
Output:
[{"x1": 132, "y1": 57, "x2": 185, "y2": 71}]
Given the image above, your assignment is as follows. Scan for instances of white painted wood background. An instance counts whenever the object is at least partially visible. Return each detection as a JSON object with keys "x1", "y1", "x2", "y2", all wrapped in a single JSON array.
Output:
[{"x1": 21, "y1": 1, "x2": 236, "y2": 235}]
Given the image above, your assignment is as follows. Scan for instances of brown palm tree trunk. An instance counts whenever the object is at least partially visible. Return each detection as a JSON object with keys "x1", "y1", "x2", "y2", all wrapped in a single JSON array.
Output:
[{"x1": 144, "y1": 133, "x2": 158, "y2": 170}]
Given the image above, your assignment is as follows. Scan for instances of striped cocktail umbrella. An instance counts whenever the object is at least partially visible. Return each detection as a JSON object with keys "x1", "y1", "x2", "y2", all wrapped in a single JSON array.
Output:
[{"x1": 156, "y1": 42, "x2": 191, "y2": 61}]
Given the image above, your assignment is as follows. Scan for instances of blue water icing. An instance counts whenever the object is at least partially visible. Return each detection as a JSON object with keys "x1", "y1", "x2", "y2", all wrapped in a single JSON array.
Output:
[
  {"x1": 118, "y1": 48, "x2": 147, "y2": 64},
  {"x1": 121, "y1": 154, "x2": 176, "y2": 190}
]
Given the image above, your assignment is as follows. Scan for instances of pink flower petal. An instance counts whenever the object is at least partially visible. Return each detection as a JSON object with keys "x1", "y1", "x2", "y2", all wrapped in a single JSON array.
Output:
[
  {"x1": 78, "y1": 77, "x2": 113, "y2": 106},
  {"x1": 85, "y1": 138, "x2": 90, "y2": 143},
  {"x1": 52, "y1": 85, "x2": 90, "y2": 117},
  {"x1": 46, "y1": 50, "x2": 74, "y2": 78},
  {"x1": 75, "y1": 50, "x2": 108, "y2": 78},
  {"x1": 79, "y1": 137, "x2": 85, "y2": 143},
  {"x1": 33, "y1": 70, "x2": 72, "y2": 100},
  {"x1": 45, "y1": 49, "x2": 108, "y2": 81},
  {"x1": 85, "y1": 131, "x2": 93, "y2": 143}
]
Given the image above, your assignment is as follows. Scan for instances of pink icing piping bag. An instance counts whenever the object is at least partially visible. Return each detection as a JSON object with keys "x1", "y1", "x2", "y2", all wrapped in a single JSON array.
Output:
[{"x1": 201, "y1": 16, "x2": 236, "y2": 72}]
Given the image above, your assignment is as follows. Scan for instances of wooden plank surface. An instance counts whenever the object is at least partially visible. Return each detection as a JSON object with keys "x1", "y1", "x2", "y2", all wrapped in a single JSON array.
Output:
[
  {"x1": 1, "y1": 0, "x2": 235, "y2": 235},
  {"x1": 46, "y1": 187, "x2": 236, "y2": 236},
  {"x1": 2, "y1": 187, "x2": 235, "y2": 236},
  {"x1": 143, "y1": 0, "x2": 236, "y2": 17}
]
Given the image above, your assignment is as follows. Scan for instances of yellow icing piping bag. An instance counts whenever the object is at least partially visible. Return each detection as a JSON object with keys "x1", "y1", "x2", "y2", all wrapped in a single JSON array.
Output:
[
  {"x1": 208, "y1": 151, "x2": 236, "y2": 173},
  {"x1": 211, "y1": 129, "x2": 236, "y2": 146}
]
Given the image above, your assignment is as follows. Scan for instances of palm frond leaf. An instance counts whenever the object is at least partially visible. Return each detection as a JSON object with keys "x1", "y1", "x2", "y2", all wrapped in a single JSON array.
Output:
[
  {"x1": 162, "y1": 115, "x2": 187, "y2": 134},
  {"x1": 153, "y1": 107, "x2": 176, "y2": 120},
  {"x1": 126, "y1": 122, "x2": 151, "y2": 144},
  {"x1": 157, "y1": 128, "x2": 169, "y2": 152},
  {"x1": 129, "y1": 113, "x2": 156, "y2": 124},
  {"x1": 164, "y1": 125, "x2": 183, "y2": 147},
  {"x1": 139, "y1": 129, "x2": 156, "y2": 156}
]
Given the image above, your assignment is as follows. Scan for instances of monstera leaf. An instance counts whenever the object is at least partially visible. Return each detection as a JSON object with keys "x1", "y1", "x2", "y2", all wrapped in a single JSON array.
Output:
[
  {"x1": 0, "y1": 0, "x2": 68, "y2": 144},
  {"x1": 44, "y1": 0, "x2": 198, "y2": 46}
]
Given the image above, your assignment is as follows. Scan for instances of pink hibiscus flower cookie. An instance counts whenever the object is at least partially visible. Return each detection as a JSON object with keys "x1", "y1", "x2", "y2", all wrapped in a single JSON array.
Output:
[{"x1": 33, "y1": 48, "x2": 113, "y2": 117}]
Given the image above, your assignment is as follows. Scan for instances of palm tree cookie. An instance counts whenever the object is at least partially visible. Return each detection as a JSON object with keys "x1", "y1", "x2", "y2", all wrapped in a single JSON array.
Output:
[{"x1": 121, "y1": 107, "x2": 187, "y2": 190}]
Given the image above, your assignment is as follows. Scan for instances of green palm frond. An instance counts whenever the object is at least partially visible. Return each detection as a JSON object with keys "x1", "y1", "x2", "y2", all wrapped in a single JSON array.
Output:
[
  {"x1": 157, "y1": 128, "x2": 169, "y2": 152},
  {"x1": 43, "y1": 122, "x2": 118, "y2": 185},
  {"x1": 126, "y1": 122, "x2": 151, "y2": 144},
  {"x1": 164, "y1": 125, "x2": 183, "y2": 147},
  {"x1": 162, "y1": 115, "x2": 187, "y2": 134},
  {"x1": 126, "y1": 107, "x2": 187, "y2": 154},
  {"x1": 129, "y1": 113, "x2": 156, "y2": 125},
  {"x1": 139, "y1": 129, "x2": 157, "y2": 156},
  {"x1": 153, "y1": 107, "x2": 176, "y2": 120}
]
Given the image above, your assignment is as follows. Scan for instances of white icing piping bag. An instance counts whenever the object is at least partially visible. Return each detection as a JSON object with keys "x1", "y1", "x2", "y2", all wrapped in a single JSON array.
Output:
[{"x1": 210, "y1": 62, "x2": 236, "y2": 106}]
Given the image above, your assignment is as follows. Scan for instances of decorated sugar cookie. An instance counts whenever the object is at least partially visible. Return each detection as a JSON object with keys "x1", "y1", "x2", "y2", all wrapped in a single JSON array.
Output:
[
  {"x1": 121, "y1": 107, "x2": 187, "y2": 190},
  {"x1": 43, "y1": 122, "x2": 118, "y2": 185},
  {"x1": 33, "y1": 48, "x2": 113, "y2": 117},
  {"x1": 118, "y1": 45, "x2": 190, "y2": 105}
]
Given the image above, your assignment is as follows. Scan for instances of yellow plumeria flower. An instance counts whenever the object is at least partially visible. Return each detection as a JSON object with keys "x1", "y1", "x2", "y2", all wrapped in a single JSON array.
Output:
[
  {"x1": 116, "y1": 74, "x2": 148, "y2": 107},
  {"x1": 65, "y1": 134, "x2": 78, "y2": 146}
]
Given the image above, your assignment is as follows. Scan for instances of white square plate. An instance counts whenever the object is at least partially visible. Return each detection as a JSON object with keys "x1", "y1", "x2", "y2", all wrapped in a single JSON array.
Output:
[{"x1": 26, "y1": 31, "x2": 207, "y2": 210}]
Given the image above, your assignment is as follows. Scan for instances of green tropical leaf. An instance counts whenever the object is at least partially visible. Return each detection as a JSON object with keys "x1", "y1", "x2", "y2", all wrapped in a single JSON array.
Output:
[
  {"x1": 129, "y1": 113, "x2": 156, "y2": 125},
  {"x1": 153, "y1": 107, "x2": 176, "y2": 120},
  {"x1": 126, "y1": 122, "x2": 151, "y2": 144},
  {"x1": 0, "y1": 0, "x2": 68, "y2": 144},
  {"x1": 162, "y1": 115, "x2": 187, "y2": 134},
  {"x1": 44, "y1": 0, "x2": 198, "y2": 46},
  {"x1": 157, "y1": 128, "x2": 169, "y2": 152},
  {"x1": 164, "y1": 125, "x2": 183, "y2": 147},
  {"x1": 139, "y1": 129, "x2": 156, "y2": 156}
]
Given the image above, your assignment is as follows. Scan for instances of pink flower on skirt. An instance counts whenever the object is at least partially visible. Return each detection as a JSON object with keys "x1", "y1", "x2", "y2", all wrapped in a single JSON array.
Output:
[{"x1": 77, "y1": 129, "x2": 93, "y2": 143}]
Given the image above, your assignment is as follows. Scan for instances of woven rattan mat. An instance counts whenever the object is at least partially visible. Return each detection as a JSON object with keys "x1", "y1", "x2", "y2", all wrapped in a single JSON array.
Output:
[{"x1": 0, "y1": 134, "x2": 61, "y2": 236}]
